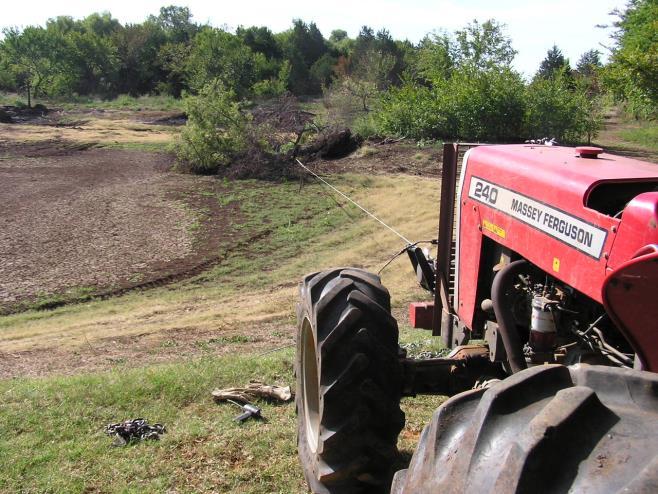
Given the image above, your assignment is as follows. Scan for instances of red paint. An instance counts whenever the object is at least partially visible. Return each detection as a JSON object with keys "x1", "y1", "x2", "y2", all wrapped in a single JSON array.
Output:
[
  {"x1": 456, "y1": 145, "x2": 658, "y2": 333},
  {"x1": 607, "y1": 192, "x2": 658, "y2": 270},
  {"x1": 410, "y1": 302, "x2": 434, "y2": 329},
  {"x1": 603, "y1": 249, "x2": 658, "y2": 371},
  {"x1": 575, "y1": 146, "x2": 603, "y2": 158}
]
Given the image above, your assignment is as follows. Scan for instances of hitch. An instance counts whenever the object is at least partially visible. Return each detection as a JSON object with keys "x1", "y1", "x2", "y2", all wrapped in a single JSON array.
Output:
[
  {"x1": 406, "y1": 245, "x2": 436, "y2": 293},
  {"x1": 400, "y1": 345, "x2": 503, "y2": 397}
]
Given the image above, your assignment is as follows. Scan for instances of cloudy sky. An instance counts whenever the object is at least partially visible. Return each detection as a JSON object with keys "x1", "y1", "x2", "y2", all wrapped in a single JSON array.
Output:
[{"x1": 0, "y1": 0, "x2": 624, "y2": 77}]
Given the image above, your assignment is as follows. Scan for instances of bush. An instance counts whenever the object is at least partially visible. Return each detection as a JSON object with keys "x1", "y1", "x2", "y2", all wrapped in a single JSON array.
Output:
[
  {"x1": 376, "y1": 82, "x2": 446, "y2": 139},
  {"x1": 444, "y1": 67, "x2": 526, "y2": 141},
  {"x1": 176, "y1": 79, "x2": 247, "y2": 174},
  {"x1": 524, "y1": 71, "x2": 600, "y2": 143},
  {"x1": 376, "y1": 67, "x2": 526, "y2": 142},
  {"x1": 352, "y1": 113, "x2": 379, "y2": 139},
  {"x1": 252, "y1": 78, "x2": 287, "y2": 98}
]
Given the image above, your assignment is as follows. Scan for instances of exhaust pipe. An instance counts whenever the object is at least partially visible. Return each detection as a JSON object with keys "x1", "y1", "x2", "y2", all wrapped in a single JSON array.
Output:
[{"x1": 491, "y1": 259, "x2": 529, "y2": 373}]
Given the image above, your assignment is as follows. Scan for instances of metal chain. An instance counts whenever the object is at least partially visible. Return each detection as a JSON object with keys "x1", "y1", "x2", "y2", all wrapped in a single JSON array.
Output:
[{"x1": 105, "y1": 418, "x2": 166, "y2": 445}]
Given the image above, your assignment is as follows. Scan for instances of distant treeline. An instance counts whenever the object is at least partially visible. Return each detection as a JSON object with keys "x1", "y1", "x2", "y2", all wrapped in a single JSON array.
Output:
[
  {"x1": 0, "y1": 2, "x2": 655, "y2": 144},
  {"x1": 0, "y1": 6, "x2": 417, "y2": 102}
]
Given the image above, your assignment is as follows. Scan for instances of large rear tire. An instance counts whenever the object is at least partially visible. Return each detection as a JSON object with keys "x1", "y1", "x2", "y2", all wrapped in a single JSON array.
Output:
[
  {"x1": 296, "y1": 268, "x2": 404, "y2": 493},
  {"x1": 391, "y1": 363, "x2": 658, "y2": 493}
]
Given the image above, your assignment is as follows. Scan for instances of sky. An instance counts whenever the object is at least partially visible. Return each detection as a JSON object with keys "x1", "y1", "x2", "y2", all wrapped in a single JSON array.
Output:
[{"x1": 0, "y1": 0, "x2": 626, "y2": 78}]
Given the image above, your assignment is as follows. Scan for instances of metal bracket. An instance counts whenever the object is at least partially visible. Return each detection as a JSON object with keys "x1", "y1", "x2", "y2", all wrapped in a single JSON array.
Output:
[{"x1": 400, "y1": 345, "x2": 501, "y2": 397}]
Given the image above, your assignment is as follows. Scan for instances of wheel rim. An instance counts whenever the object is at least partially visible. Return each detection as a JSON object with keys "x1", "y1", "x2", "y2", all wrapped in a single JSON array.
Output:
[{"x1": 301, "y1": 317, "x2": 320, "y2": 452}]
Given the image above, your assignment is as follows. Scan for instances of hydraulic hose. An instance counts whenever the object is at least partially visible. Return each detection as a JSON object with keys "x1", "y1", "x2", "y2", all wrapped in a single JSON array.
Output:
[{"x1": 491, "y1": 259, "x2": 529, "y2": 373}]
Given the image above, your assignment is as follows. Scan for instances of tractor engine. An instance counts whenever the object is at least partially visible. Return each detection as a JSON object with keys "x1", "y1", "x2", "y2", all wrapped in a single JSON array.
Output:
[
  {"x1": 490, "y1": 270, "x2": 634, "y2": 368},
  {"x1": 410, "y1": 143, "x2": 658, "y2": 373}
]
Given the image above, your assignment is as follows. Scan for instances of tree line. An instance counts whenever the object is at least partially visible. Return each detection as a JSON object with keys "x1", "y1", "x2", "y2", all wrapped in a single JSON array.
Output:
[
  {"x1": 0, "y1": 2, "x2": 655, "y2": 147},
  {"x1": 0, "y1": 6, "x2": 413, "y2": 103}
]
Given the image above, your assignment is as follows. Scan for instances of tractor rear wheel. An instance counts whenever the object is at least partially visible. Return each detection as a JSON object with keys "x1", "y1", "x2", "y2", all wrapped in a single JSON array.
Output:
[
  {"x1": 296, "y1": 268, "x2": 404, "y2": 493},
  {"x1": 391, "y1": 363, "x2": 658, "y2": 493}
]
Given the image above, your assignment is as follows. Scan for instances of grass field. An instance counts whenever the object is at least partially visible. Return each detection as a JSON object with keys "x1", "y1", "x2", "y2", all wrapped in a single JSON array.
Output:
[
  {"x1": 0, "y1": 92, "x2": 184, "y2": 112},
  {"x1": 0, "y1": 346, "x2": 446, "y2": 493},
  {"x1": 595, "y1": 111, "x2": 658, "y2": 162}
]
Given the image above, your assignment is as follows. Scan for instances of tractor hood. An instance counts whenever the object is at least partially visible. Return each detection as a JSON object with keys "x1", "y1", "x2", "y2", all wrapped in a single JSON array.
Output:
[
  {"x1": 468, "y1": 145, "x2": 658, "y2": 217},
  {"x1": 462, "y1": 145, "x2": 658, "y2": 303}
]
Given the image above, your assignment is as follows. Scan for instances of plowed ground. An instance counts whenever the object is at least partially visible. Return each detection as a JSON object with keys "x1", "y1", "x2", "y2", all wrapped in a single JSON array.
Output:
[{"x1": 0, "y1": 139, "x2": 241, "y2": 314}]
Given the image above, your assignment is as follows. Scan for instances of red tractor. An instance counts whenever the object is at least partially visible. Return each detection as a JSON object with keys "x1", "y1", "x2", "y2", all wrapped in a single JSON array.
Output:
[{"x1": 296, "y1": 143, "x2": 658, "y2": 493}]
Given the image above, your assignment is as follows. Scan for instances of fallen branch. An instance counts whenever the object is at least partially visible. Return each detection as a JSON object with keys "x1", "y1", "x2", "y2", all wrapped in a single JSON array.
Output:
[{"x1": 212, "y1": 380, "x2": 293, "y2": 404}]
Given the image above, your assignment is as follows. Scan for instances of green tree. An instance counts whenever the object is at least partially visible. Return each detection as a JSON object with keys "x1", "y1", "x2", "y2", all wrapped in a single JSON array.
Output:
[
  {"x1": 376, "y1": 81, "x2": 444, "y2": 139},
  {"x1": 604, "y1": 0, "x2": 658, "y2": 117},
  {"x1": 63, "y1": 29, "x2": 119, "y2": 95},
  {"x1": 576, "y1": 49, "x2": 602, "y2": 78},
  {"x1": 328, "y1": 29, "x2": 353, "y2": 57},
  {"x1": 237, "y1": 26, "x2": 281, "y2": 60},
  {"x1": 186, "y1": 28, "x2": 258, "y2": 98},
  {"x1": 446, "y1": 66, "x2": 526, "y2": 141},
  {"x1": 156, "y1": 41, "x2": 189, "y2": 96},
  {"x1": 112, "y1": 21, "x2": 166, "y2": 95},
  {"x1": 278, "y1": 20, "x2": 328, "y2": 94},
  {"x1": 81, "y1": 12, "x2": 121, "y2": 38},
  {"x1": 525, "y1": 67, "x2": 596, "y2": 143},
  {"x1": 177, "y1": 79, "x2": 246, "y2": 174},
  {"x1": 310, "y1": 53, "x2": 337, "y2": 88},
  {"x1": 575, "y1": 49, "x2": 603, "y2": 98},
  {"x1": 415, "y1": 31, "x2": 455, "y2": 83},
  {"x1": 0, "y1": 26, "x2": 66, "y2": 106},
  {"x1": 454, "y1": 19, "x2": 516, "y2": 70},
  {"x1": 536, "y1": 45, "x2": 572, "y2": 80},
  {"x1": 150, "y1": 5, "x2": 198, "y2": 43}
]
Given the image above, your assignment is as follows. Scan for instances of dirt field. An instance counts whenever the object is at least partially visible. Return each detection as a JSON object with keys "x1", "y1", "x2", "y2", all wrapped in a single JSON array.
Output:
[
  {"x1": 0, "y1": 105, "x2": 447, "y2": 383},
  {"x1": 0, "y1": 137, "x2": 242, "y2": 314}
]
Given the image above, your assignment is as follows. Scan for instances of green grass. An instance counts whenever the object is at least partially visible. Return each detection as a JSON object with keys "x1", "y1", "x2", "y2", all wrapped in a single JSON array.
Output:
[
  {"x1": 0, "y1": 92, "x2": 183, "y2": 111},
  {"x1": 0, "y1": 333, "x2": 445, "y2": 493},
  {"x1": 0, "y1": 352, "x2": 302, "y2": 493},
  {"x1": 190, "y1": 177, "x2": 361, "y2": 289},
  {"x1": 4, "y1": 286, "x2": 98, "y2": 315},
  {"x1": 0, "y1": 91, "x2": 26, "y2": 107},
  {"x1": 618, "y1": 122, "x2": 658, "y2": 152},
  {"x1": 98, "y1": 141, "x2": 177, "y2": 153},
  {"x1": 58, "y1": 94, "x2": 184, "y2": 111}
]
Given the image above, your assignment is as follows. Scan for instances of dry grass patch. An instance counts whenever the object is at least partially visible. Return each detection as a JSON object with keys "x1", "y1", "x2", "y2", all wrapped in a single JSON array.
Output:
[
  {"x1": 0, "y1": 118, "x2": 177, "y2": 147},
  {"x1": 0, "y1": 174, "x2": 439, "y2": 358}
]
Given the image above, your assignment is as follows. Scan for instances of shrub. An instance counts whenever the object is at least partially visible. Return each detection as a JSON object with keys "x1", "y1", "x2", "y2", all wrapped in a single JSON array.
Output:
[
  {"x1": 352, "y1": 113, "x2": 379, "y2": 139},
  {"x1": 376, "y1": 82, "x2": 446, "y2": 139},
  {"x1": 376, "y1": 67, "x2": 526, "y2": 142},
  {"x1": 252, "y1": 78, "x2": 287, "y2": 98},
  {"x1": 444, "y1": 67, "x2": 526, "y2": 141},
  {"x1": 524, "y1": 70, "x2": 600, "y2": 143},
  {"x1": 176, "y1": 79, "x2": 247, "y2": 174}
]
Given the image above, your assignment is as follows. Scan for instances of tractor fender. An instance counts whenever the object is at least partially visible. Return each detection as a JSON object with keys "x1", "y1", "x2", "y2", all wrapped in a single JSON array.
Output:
[{"x1": 603, "y1": 245, "x2": 658, "y2": 372}]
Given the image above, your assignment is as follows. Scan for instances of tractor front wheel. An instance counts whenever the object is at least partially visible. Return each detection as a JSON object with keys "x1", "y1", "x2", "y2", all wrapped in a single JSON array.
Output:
[{"x1": 296, "y1": 268, "x2": 404, "y2": 493}]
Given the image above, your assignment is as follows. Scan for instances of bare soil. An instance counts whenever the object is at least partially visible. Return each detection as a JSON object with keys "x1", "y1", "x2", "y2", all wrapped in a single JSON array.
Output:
[
  {"x1": 308, "y1": 139, "x2": 442, "y2": 177},
  {"x1": 0, "y1": 139, "x2": 242, "y2": 313}
]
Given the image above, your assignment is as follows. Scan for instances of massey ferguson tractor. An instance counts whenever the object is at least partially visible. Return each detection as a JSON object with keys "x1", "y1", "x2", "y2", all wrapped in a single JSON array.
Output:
[{"x1": 295, "y1": 143, "x2": 658, "y2": 493}]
